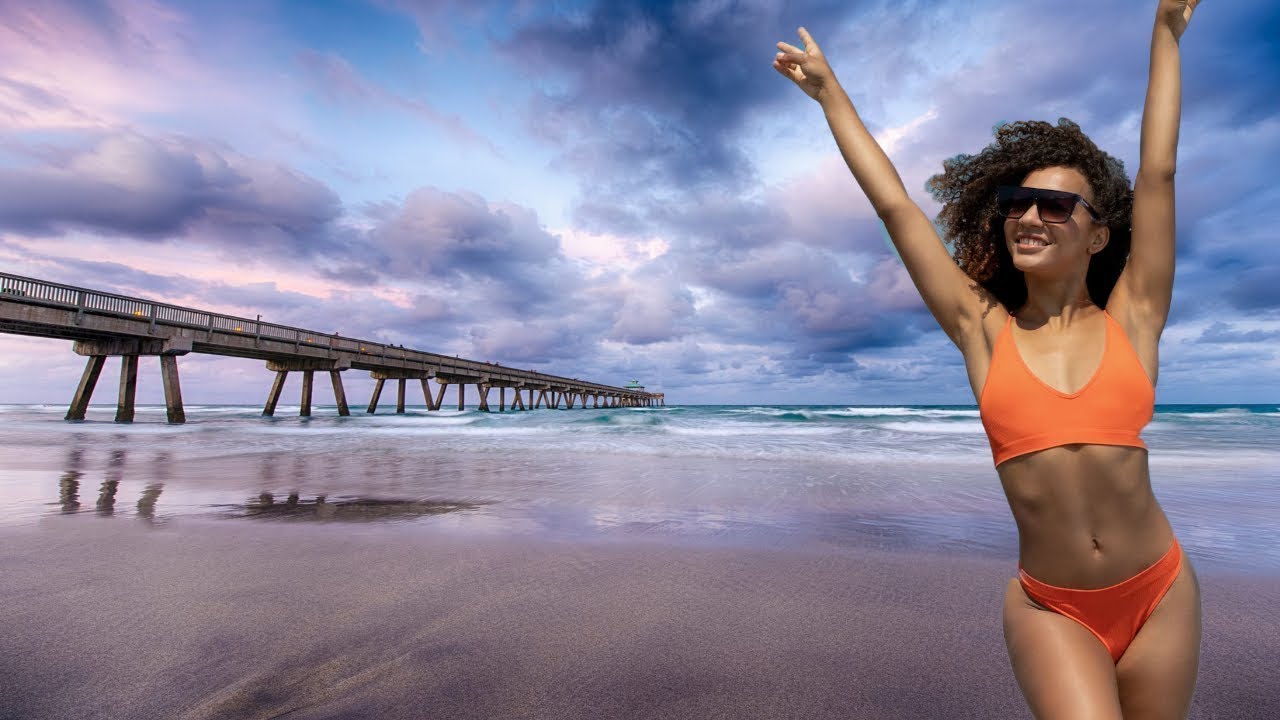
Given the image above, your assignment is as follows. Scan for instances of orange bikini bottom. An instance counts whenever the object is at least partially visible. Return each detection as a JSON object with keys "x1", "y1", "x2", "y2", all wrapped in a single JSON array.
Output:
[{"x1": 1018, "y1": 539, "x2": 1182, "y2": 663}]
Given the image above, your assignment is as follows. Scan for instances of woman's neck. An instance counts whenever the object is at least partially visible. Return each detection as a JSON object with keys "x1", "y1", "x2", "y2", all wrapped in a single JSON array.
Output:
[{"x1": 1018, "y1": 277, "x2": 1096, "y2": 325}]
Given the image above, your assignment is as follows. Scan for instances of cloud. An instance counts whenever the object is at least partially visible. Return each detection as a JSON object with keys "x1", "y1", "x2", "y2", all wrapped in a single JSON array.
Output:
[
  {"x1": 1182, "y1": 3, "x2": 1280, "y2": 127},
  {"x1": 3, "y1": 0, "x2": 1278, "y2": 404},
  {"x1": 607, "y1": 277, "x2": 696, "y2": 346},
  {"x1": 0, "y1": 0, "x2": 222, "y2": 129},
  {"x1": 504, "y1": 0, "x2": 856, "y2": 217},
  {"x1": 1, "y1": 251, "x2": 189, "y2": 300},
  {"x1": 1221, "y1": 267, "x2": 1280, "y2": 313},
  {"x1": 242, "y1": 0, "x2": 1280, "y2": 403},
  {"x1": 367, "y1": 188, "x2": 576, "y2": 309},
  {"x1": 1195, "y1": 321, "x2": 1280, "y2": 344},
  {"x1": 295, "y1": 49, "x2": 499, "y2": 154},
  {"x1": 0, "y1": 76, "x2": 97, "y2": 129},
  {"x1": 386, "y1": 0, "x2": 544, "y2": 51},
  {"x1": 466, "y1": 317, "x2": 598, "y2": 366},
  {"x1": 0, "y1": 132, "x2": 343, "y2": 253}
]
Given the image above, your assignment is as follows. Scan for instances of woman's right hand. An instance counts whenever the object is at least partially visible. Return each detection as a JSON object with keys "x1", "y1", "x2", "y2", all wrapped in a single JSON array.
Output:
[
  {"x1": 1157, "y1": 0, "x2": 1200, "y2": 42},
  {"x1": 773, "y1": 27, "x2": 838, "y2": 103}
]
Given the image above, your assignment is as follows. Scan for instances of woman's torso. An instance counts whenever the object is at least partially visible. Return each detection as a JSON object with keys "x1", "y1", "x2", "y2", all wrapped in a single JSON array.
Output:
[{"x1": 963, "y1": 303, "x2": 1174, "y2": 588}]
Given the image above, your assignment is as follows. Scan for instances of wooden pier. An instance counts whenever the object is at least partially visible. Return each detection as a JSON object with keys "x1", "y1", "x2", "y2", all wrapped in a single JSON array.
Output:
[{"x1": 0, "y1": 272, "x2": 664, "y2": 423}]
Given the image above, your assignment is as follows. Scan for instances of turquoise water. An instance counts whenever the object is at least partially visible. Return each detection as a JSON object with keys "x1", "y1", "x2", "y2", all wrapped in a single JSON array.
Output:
[{"x1": 0, "y1": 403, "x2": 1276, "y2": 573}]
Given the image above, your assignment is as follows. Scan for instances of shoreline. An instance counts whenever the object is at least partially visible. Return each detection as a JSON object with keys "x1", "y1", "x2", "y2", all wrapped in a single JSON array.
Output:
[{"x1": 2, "y1": 520, "x2": 1276, "y2": 719}]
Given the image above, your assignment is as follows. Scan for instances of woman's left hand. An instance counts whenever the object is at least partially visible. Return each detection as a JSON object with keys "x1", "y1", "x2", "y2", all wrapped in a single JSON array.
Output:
[{"x1": 1158, "y1": 0, "x2": 1200, "y2": 41}]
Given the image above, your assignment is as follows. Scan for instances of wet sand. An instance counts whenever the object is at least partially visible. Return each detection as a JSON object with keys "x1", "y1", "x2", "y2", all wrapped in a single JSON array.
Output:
[{"x1": 1, "y1": 520, "x2": 1276, "y2": 719}]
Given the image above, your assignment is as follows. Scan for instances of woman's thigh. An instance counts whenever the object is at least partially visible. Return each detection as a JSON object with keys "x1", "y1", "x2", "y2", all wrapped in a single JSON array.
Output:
[
  {"x1": 1115, "y1": 555, "x2": 1202, "y2": 719},
  {"x1": 1002, "y1": 579, "x2": 1123, "y2": 720}
]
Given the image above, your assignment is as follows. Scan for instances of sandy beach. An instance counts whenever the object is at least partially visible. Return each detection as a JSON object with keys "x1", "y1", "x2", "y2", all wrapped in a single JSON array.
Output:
[
  {"x1": 1, "y1": 403, "x2": 1276, "y2": 718},
  {"x1": 1, "y1": 518, "x2": 1277, "y2": 720}
]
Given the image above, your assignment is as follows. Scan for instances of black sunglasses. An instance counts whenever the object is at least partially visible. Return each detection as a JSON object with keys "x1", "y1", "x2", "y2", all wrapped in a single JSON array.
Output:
[{"x1": 996, "y1": 185, "x2": 1103, "y2": 224}]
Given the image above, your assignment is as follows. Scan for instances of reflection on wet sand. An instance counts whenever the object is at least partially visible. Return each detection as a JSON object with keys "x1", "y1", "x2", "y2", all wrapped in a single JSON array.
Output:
[
  {"x1": 48, "y1": 446, "x2": 171, "y2": 522},
  {"x1": 58, "y1": 448, "x2": 84, "y2": 513},
  {"x1": 46, "y1": 446, "x2": 478, "y2": 524},
  {"x1": 138, "y1": 451, "x2": 169, "y2": 522},
  {"x1": 96, "y1": 449, "x2": 126, "y2": 516},
  {"x1": 96, "y1": 479, "x2": 118, "y2": 515},
  {"x1": 137, "y1": 483, "x2": 164, "y2": 521},
  {"x1": 227, "y1": 493, "x2": 484, "y2": 522},
  {"x1": 59, "y1": 470, "x2": 82, "y2": 513}
]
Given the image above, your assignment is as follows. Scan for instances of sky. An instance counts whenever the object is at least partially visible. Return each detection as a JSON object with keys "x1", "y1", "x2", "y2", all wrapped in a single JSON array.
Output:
[{"x1": 1, "y1": 0, "x2": 1278, "y2": 407}]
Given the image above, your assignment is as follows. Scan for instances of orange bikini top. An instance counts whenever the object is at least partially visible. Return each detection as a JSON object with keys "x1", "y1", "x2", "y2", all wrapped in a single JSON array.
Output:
[{"x1": 979, "y1": 311, "x2": 1154, "y2": 467}]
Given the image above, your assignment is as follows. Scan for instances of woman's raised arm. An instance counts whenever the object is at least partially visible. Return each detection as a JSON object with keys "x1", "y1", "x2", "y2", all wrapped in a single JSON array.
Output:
[
  {"x1": 774, "y1": 28, "x2": 993, "y2": 345},
  {"x1": 1112, "y1": 0, "x2": 1199, "y2": 332}
]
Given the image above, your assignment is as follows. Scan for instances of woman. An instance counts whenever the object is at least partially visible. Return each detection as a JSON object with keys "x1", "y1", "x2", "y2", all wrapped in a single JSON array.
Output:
[{"x1": 774, "y1": 1, "x2": 1201, "y2": 717}]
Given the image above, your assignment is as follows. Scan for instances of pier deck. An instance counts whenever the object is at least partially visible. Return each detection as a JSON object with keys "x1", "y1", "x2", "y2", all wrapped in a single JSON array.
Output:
[{"x1": 1, "y1": 272, "x2": 662, "y2": 422}]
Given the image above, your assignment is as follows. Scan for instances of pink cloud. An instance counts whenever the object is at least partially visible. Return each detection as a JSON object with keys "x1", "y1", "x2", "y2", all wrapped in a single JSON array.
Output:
[{"x1": 0, "y1": 0, "x2": 206, "y2": 129}]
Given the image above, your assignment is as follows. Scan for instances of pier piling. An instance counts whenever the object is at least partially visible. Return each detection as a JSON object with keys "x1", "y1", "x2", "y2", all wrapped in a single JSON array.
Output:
[
  {"x1": 66, "y1": 355, "x2": 106, "y2": 421},
  {"x1": 264, "y1": 371, "x2": 288, "y2": 417},
  {"x1": 160, "y1": 355, "x2": 185, "y2": 424},
  {"x1": 330, "y1": 371, "x2": 349, "y2": 416},
  {"x1": 419, "y1": 379, "x2": 437, "y2": 411},
  {"x1": 116, "y1": 355, "x2": 138, "y2": 423},
  {"x1": 367, "y1": 378, "x2": 384, "y2": 414},
  {"x1": 300, "y1": 370, "x2": 314, "y2": 417}
]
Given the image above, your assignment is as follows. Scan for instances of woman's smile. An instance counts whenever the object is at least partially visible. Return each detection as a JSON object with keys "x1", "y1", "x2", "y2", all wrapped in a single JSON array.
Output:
[{"x1": 1015, "y1": 233, "x2": 1052, "y2": 250}]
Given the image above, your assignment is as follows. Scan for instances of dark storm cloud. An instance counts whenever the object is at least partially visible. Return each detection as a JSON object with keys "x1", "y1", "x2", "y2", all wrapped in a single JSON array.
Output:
[
  {"x1": 0, "y1": 132, "x2": 344, "y2": 253},
  {"x1": 505, "y1": 0, "x2": 853, "y2": 203}
]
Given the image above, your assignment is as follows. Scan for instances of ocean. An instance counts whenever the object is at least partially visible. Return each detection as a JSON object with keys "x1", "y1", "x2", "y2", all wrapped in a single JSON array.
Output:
[{"x1": 0, "y1": 403, "x2": 1276, "y2": 575}]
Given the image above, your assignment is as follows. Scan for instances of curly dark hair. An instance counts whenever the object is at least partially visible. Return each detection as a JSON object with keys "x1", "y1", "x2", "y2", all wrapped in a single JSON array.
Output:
[{"x1": 925, "y1": 118, "x2": 1133, "y2": 312}]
